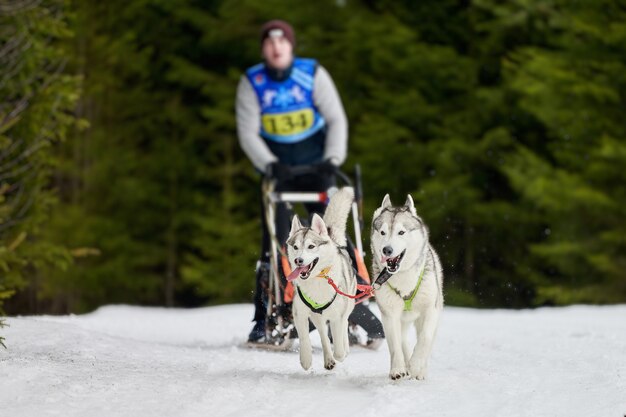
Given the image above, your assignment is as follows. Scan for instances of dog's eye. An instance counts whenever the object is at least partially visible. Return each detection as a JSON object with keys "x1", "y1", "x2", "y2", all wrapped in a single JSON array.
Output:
[
  {"x1": 398, "y1": 231, "x2": 405, "y2": 235},
  {"x1": 381, "y1": 230, "x2": 386, "y2": 236},
  {"x1": 294, "y1": 245, "x2": 299, "y2": 250},
  {"x1": 308, "y1": 244, "x2": 315, "y2": 250}
]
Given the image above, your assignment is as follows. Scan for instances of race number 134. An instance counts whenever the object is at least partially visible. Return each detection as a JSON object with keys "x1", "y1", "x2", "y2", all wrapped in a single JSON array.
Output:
[{"x1": 262, "y1": 109, "x2": 314, "y2": 135}]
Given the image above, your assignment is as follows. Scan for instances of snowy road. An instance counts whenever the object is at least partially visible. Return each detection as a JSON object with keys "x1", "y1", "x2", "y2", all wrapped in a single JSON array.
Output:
[{"x1": 1, "y1": 304, "x2": 625, "y2": 417}]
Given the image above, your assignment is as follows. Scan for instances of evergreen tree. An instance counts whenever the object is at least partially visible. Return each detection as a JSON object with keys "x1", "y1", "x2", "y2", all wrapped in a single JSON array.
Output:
[
  {"x1": 501, "y1": 0, "x2": 626, "y2": 303},
  {"x1": 0, "y1": 0, "x2": 79, "y2": 323},
  {"x1": 313, "y1": 1, "x2": 545, "y2": 306},
  {"x1": 39, "y1": 0, "x2": 199, "y2": 311},
  {"x1": 37, "y1": 0, "x2": 261, "y2": 311}
]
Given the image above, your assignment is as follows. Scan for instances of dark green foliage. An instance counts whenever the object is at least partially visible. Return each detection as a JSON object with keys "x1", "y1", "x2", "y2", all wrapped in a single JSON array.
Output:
[
  {"x1": 500, "y1": 0, "x2": 626, "y2": 303},
  {"x1": 0, "y1": 1, "x2": 79, "y2": 337},
  {"x1": 4, "y1": 0, "x2": 625, "y2": 314},
  {"x1": 25, "y1": 0, "x2": 263, "y2": 312}
]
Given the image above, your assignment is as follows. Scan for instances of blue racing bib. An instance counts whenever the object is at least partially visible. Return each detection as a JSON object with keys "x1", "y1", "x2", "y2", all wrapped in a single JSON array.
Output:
[{"x1": 246, "y1": 58, "x2": 326, "y2": 144}]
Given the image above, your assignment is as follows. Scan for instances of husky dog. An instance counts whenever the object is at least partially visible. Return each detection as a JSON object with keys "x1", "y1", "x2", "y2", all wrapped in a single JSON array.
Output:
[
  {"x1": 371, "y1": 194, "x2": 443, "y2": 380},
  {"x1": 286, "y1": 187, "x2": 357, "y2": 371}
]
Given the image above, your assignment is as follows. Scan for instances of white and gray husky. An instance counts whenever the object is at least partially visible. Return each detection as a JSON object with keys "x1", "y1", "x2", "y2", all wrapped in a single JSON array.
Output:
[
  {"x1": 371, "y1": 194, "x2": 443, "y2": 380},
  {"x1": 286, "y1": 187, "x2": 357, "y2": 371}
]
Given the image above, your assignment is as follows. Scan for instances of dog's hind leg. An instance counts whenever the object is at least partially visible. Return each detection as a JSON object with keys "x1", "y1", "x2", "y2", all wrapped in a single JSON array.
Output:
[
  {"x1": 409, "y1": 307, "x2": 441, "y2": 380},
  {"x1": 381, "y1": 313, "x2": 407, "y2": 380},
  {"x1": 294, "y1": 309, "x2": 313, "y2": 370},
  {"x1": 310, "y1": 314, "x2": 336, "y2": 370},
  {"x1": 342, "y1": 310, "x2": 350, "y2": 357}
]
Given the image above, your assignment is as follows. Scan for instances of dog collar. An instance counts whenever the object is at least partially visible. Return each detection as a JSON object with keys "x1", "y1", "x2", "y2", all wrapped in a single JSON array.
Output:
[{"x1": 386, "y1": 258, "x2": 427, "y2": 312}]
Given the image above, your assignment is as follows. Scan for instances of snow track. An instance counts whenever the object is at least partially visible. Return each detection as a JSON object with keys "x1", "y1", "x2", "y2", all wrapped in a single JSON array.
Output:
[{"x1": 1, "y1": 304, "x2": 625, "y2": 417}]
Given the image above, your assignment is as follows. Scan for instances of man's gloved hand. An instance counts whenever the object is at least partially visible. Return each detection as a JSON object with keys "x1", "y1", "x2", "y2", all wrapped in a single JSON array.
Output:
[
  {"x1": 265, "y1": 162, "x2": 292, "y2": 181},
  {"x1": 314, "y1": 159, "x2": 337, "y2": 175}
]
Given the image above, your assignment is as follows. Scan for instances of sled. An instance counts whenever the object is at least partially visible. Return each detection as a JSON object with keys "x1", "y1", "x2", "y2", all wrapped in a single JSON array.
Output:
[{"x1": 253, "y1": 164, "x2": 371, "y2": 350}]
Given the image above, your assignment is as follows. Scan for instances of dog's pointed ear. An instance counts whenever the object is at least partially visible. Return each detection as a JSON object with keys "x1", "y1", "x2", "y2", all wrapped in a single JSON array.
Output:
[
  {"x1": 381, "y1": 194, "x2": 392, "y2": 209},
  {"x1": 289, "y1": 215, "x2": 302, "y2": 237},
  {"x1": 310, "y1": 213, "x2": 329, "y2": 238},
  {"x1": 404, "y1": 194, "x2": 417, "y2": 216},
  {"x1": 373, "y1": 194, "x2": 392, "y2": 221}
]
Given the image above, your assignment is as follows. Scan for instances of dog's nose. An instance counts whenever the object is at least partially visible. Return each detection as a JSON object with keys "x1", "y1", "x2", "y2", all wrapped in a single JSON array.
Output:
[
  {"x1": 382, "y1": 246, "x2": 393, "y2": 257},
  {"x1": 295, "y1": 257, "x2": 304, "y2": 266}
]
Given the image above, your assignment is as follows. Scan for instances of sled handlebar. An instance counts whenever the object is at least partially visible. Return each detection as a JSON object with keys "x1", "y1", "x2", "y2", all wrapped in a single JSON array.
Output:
[
  {"x1": 267, "y1": 164, "x2": 353, "y2": 187},
  {"x1": 264, "y1": 164, "x2": 354, "y2": 204}
]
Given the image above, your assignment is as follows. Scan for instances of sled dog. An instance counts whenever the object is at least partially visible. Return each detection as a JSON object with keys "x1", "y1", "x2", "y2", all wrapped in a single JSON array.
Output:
[
  {"x1": 371, "y1": 194, "x2": 443, "y2": 380},
  {"x1": 286, "y1": 187, "x2": 357, "y2": 371}
]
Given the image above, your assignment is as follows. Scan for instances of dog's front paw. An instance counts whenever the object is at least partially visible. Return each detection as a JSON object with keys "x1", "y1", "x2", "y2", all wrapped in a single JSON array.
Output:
[
  {"x1": 333, "y1": 347, "x2": 347, "y2": 362},
  {"x1": 324, "y1": 358, "x2": 336, "y2": 370},
  {"x1": 409, "y1": 364, "x2": 427, "y2": 380},
  {"x1": 300, "y1": 351, "x2": 312, "y2": 371},
  {"x1": 389, "y1": 367, "x2": 408, "y2": 380}
]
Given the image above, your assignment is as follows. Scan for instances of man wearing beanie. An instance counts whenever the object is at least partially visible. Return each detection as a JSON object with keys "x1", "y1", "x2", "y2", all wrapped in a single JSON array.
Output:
[
  {"x1": 237, "y1": 20, "x2": 347, "y2": 173},
  {"x1": 236, "y1": 20, "x2": 384, "y2": 347}
]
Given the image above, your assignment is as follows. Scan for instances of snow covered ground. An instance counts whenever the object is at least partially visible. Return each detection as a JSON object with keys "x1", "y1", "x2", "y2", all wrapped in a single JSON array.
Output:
[{"x1": 1, "y1": 303, "x2": 625, "y2": 417}]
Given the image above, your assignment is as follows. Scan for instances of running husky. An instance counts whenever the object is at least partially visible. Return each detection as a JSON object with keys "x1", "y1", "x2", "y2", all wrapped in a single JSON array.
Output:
[
  {"x1": 371, "y1": 194, "x2": 443, "y2": 380},
  {"x1": 286, "y1": 187, "x2": 357, "y2": 371}
]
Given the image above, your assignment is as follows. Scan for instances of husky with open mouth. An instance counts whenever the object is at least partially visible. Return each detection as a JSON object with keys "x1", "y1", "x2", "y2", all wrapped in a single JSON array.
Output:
[
  {"x1": 371, "y1": 194, "x2": 443, "y2": 380},
  {"x1": 286, "y1": 187, "x2": 357, "y2": 371}
]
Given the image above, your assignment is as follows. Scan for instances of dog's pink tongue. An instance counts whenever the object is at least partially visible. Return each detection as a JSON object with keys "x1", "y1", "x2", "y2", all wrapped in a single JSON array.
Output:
[{"x1": 287, "y1": 266, "x2": 307, "y2": 282}]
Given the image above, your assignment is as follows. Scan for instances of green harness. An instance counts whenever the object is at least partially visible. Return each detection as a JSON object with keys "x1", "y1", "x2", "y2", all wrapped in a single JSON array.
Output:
[
  {"x1": 387, "y1": 262, "x2": 426, "y2": 312},
  {"x1": 297, "y1": 286, "x2": 337, "y2": 314}
]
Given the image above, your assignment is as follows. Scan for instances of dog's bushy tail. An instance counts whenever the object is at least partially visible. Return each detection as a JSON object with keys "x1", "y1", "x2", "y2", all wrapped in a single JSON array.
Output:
[{"x1": 323, "y1": 187, "x2": 354, "y2": 247}]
